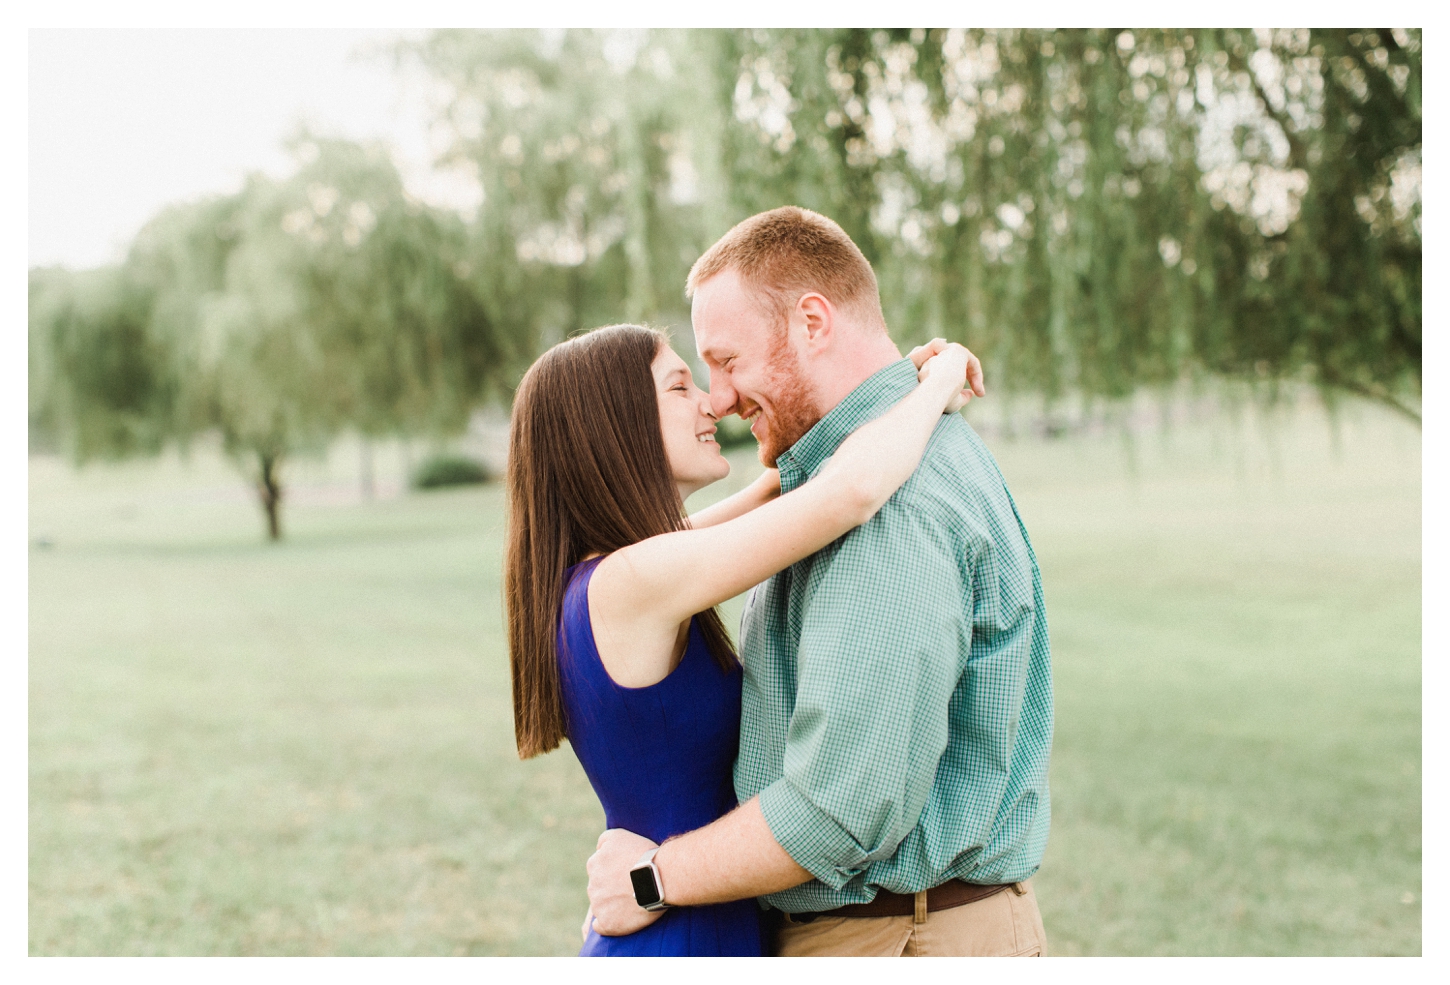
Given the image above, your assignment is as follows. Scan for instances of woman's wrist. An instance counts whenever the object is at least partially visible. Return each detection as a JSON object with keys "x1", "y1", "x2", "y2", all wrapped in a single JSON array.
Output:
[
  {"x1": 917, "y1": 373, "x2": 958, "y2": 410},
  {"x1": 919, "y1": 358, "x2": 968, "y2": 409}
]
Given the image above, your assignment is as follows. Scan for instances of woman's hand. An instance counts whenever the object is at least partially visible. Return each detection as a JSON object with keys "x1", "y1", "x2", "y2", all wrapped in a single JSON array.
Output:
[
  {"x1": 915, "y1": 341, "x2": 979, "y2": 413},
  {"x1": 908, "y1": 338, "x2": 985, "y2": 412},
  {"x1": 587, "y1": 828, "x2": 666, "y2": 936}
]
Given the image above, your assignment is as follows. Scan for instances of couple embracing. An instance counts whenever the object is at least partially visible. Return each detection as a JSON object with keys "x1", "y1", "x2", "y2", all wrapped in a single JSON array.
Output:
[{"x1": 505, "y1": 207, "x2": 1053, "y2": 957}]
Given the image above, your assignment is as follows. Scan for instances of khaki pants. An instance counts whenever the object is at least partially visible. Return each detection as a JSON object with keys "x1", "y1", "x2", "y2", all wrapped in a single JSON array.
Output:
[{"x1": 772, "y1": 880, "x2": 1046, "y2": 957}]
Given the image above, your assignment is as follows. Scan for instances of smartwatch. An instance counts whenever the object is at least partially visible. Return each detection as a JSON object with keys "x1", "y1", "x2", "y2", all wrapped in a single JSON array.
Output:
[{"x1": 629, "y1": 847, "x2": 672, "y2": 912}]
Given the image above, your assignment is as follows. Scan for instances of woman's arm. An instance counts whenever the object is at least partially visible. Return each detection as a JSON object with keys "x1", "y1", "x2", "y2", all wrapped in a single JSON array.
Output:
[
  {"x1": 592, "y1": 345, "x2": 973, "y2": 632},
  {"x1": 687, "y1": 339, "x2": 976, "y2": 530},
  {"x1": 907, "y1": 336, "x2": 985, "y2": 410},
  {"x1": 686, "y1": 468, "x2": 781, "y2": 530}
]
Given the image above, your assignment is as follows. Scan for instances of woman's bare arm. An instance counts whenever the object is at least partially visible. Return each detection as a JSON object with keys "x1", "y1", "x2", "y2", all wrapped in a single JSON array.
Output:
[
  {"x1": 591, "y1": 344, "x2": 973, "y2": 636},
  {"x1": 688, "y1": 339, "x2": 975, "y2": 531},
  {"x1": 686, "y1": 469, "x2": 781, "y2": 530}
]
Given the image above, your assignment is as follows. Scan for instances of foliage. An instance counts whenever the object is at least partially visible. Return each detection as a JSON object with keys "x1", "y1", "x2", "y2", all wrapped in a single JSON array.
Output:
[
  {"x1": 409, "y1": 28, "x2": 1421, "y2": 422},
  {"x1": 713, "y1": 415, "x2": 757, "y2": 451},
  {"x1": 31, "y1": 135, "x2": 517, "y2": 539},
  {"x1": 405, "y1": 30, "x2": 721, "y2": 346},
  {"x1": 28, "y1": 265, "x2": 177, "y2": 459},
  {"x1": 30, "y1": 28, "x2": 1422, "y2": 538},
  {"x1": 412, "y1": 453, "x2": 494, "y2": 489}
]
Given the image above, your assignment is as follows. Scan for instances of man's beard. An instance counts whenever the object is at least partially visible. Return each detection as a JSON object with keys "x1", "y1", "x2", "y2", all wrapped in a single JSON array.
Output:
[{"x1": 755, "y1": 340, "x2": 822, "y2": 468}]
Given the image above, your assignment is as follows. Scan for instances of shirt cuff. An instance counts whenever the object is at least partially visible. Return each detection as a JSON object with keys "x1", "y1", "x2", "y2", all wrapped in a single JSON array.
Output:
[{"x1": 758, "y1": 777, "x2": 869, "y2": 890}]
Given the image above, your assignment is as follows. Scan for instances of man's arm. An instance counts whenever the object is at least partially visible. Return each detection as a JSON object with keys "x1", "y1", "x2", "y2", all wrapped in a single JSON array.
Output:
[
  {"x1": 753, "y1": 498, "x2": 966, "y2": 887},
  {"x1": 586, "y1": 797, "x2": 810, "y2": 936},
  {"x1": 587, "y1": 495, "x2": 969, "y2": 934}
]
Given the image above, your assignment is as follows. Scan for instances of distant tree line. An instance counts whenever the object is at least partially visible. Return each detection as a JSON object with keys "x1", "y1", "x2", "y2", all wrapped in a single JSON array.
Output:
[
  {"x1": 30, "y1": 28, "x2": 1421, "y2": 539},
  {"x1": 30, "y1": 137, "x2": 513, "y2": 539}
]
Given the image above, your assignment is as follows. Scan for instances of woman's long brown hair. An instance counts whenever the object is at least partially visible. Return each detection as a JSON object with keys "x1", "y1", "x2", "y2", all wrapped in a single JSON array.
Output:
[{"x1": 504, "y1": 324, "x2": 739, "y2": 759}]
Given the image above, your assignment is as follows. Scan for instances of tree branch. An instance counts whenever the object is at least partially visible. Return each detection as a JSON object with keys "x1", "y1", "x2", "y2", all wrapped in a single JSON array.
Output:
[
  {"x1": 1224, "y1": 44, "x2": 1311, "y2": 174},
  {"x1": 1318, "y1": 367, "x2": 1422, "y2": 426}
]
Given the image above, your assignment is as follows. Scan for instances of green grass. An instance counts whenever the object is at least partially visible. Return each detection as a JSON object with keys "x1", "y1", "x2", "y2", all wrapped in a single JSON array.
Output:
[{"x1": 28, "y1": 398, "x2": 1420, "y2": 955}]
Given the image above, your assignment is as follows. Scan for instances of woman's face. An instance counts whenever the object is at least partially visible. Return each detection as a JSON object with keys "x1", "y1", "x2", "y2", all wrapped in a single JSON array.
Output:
[{"x1": 653, "y1": 344, "x2": 730, "y2": 500}]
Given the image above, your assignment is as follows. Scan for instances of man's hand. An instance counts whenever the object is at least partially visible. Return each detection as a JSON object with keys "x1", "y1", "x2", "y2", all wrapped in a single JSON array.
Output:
[
  {"x1": 586, "y1": 828, "x2": 664, "y2": 937},
  {"x1": 908, "y1": 337, "x2": 986, "y2": 412}
]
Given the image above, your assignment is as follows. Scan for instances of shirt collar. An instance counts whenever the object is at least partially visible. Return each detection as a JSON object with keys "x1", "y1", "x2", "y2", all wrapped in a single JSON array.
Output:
[{"x1": 775, "y1": 358, "x2": 920, "y2": 494}]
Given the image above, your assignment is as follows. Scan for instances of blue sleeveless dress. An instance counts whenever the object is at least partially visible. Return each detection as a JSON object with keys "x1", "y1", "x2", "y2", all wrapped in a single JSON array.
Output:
[{"x1": 557, "y1": 557, "x2": 764, "y2": 957}]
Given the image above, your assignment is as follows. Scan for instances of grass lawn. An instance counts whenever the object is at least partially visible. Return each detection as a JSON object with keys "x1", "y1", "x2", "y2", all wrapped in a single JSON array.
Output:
[{"x1": 28, "y1": 396, "x2": 1420, "y2": 955}]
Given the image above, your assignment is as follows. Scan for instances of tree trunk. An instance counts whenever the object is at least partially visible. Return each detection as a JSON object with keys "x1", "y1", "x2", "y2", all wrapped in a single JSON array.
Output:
[
  {"x1": 257, "y1": 451, "x2": 283, "y2": 541},
  {"x1": 359, "y1": 436, "x2": 375, "y2": 500}
]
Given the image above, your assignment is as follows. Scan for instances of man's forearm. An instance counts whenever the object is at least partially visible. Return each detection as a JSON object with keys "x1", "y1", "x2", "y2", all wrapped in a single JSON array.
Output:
[{"x1": 654, "y1": 796, "x2": 813, "y2": 906}]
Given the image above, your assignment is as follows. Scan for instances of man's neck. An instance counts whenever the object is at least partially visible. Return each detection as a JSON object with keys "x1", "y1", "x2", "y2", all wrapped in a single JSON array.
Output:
[{"x1": 809, "y1": 331, "x2": 904, "y2": 419}]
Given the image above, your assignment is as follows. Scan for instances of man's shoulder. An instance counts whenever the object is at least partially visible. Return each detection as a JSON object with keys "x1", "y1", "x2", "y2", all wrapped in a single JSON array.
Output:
[
  {"x1": 894, "y1": 415, "x2": 1007, "y2": 514},
  {"x1": 803, "y1": 417, "x2": 1007, "y2": 568}
]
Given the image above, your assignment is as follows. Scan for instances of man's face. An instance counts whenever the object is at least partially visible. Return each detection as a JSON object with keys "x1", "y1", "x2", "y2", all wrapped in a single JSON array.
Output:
[{"x1": 692, "y1": 269, "x2": 822, "y2": 468}]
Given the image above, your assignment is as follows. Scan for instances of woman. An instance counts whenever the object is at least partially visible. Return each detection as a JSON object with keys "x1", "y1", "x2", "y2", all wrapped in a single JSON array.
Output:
[{"x1": 504, "y1": 324, "x2": 974, "y2": 956}]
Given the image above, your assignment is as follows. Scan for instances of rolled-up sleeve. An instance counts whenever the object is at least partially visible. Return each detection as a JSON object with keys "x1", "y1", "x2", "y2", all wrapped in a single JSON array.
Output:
[{"x1": 757, "y1": 500, "x2": 969, "y2": 888}]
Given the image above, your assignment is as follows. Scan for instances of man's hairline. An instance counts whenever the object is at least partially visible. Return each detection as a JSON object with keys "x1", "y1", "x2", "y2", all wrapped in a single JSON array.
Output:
[
  {"x1": 689, "y1": 268, "x2": 782, "y2": 366},
  {"x1": 690, "y1": 265, "x2": 885, "y2": 345}
]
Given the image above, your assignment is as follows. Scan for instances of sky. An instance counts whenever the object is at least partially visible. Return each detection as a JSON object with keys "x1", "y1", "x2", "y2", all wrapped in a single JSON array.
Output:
[{"x1": 29, "y1": 29, "x2": 478, "y2": 270}]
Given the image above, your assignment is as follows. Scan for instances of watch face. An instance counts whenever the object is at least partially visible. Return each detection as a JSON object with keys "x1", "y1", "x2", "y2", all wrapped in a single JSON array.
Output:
[{"x1": 630, "y1": 865, "x2": 663, "y2": 908}]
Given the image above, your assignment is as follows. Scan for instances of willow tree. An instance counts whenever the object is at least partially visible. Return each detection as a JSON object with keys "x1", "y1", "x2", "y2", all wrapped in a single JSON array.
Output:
[
  {"x1": 707, "y1": 27, "x2": 1421, "y2": 422},
  {"x1": 257, "y1": 137, "x2": 510, "y2": 497},
  {"x1": 33, "y1": 136, "x2": 513, "y2": 541},
  {"x1": 28, "y1": 265, "x2": 178, "y2": 460},
  {"x1": 404, "y1": 29, "x2": 723, "y2": 351},
  {"x1": 410, "y1": 28, "x2": 1420, "y2": 424}
]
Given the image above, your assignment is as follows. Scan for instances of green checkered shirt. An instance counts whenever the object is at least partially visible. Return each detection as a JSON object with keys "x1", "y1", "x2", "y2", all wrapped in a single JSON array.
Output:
[{"x1": 735, "y1": 357, "x2": 1054, "y2": 913}]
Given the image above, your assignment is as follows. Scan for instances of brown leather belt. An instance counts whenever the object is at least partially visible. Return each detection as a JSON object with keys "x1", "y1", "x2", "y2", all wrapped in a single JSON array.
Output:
[{"x1": 781, "y1": 880, "x2": 1016, "y2": 923}]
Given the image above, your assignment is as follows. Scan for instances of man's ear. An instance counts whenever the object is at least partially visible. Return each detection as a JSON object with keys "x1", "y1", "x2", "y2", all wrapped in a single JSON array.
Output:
[{"x1": 796, "y1": 293, "x2": 834, "y2": 350}]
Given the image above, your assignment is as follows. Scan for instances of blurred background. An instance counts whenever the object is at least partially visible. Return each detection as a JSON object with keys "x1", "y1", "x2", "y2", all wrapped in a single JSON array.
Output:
[{"x1": 28, "y1": 28, "x2": 1420, "y2": 955}]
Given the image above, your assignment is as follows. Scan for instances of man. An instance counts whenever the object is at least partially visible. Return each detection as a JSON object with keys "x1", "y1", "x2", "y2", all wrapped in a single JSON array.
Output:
[{"x1": 586, "y1": 207, "x2": 1053, "y2": 957}]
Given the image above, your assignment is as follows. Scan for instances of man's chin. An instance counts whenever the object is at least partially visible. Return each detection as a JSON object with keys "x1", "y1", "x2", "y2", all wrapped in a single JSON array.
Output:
[
  {"x1": 747, "y1": 421, "x2": 771, "y2": 467},
  {"x1": 755, "y1": 423, "x2": 813, "y2": 469},
  {"x1": 753, "y1": 429, "x2": 782, "y2": 468},
  {"x1": 759, "y1": 441, "x2": 796, "y2": 469}
]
